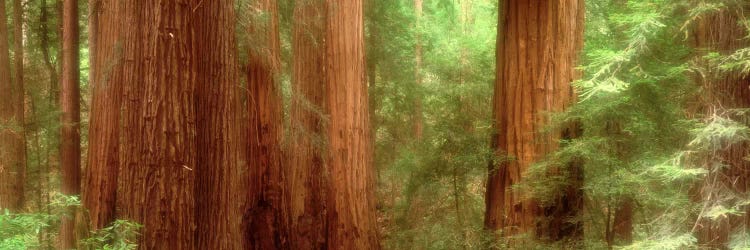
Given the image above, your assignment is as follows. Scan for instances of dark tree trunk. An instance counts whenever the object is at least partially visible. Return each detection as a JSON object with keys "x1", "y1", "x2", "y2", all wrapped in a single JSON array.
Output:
[
  {"x1": 288, "y1": 0, "x2": 328, "y2": 248},
  {"x1": 243, "y1": 0, "x2": 289, "y2": 248}
]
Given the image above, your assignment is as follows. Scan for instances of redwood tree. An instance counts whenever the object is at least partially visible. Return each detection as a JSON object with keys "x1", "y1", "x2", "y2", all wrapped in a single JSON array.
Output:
[
  {"x1": 84, "y1": 0, "x2": 122, "y2": 231},
  {"x1": 193, "y1": 0, "x2": 244, "y2": 248},
  {"x1": 115, "y1": 1, "x2": 198, "y2": 248},
  {"x1": 324, "y1": 0, "x2": 380, "y2": 248},
  {"x1": 485, "y1": 0, "x2": 585, "y2": 245},
  {"x1": 288, "y1": 0, "x2": 328, "y2": 248},
  {"x1": 59, "y1": 0, "x2": 81, "y2": 247},
  {"x1": 692, "y1": 8, "x2": 750, "y2": 248},
  {"x1": 243, "y1": 0, "x2": 289, "y2": 248},
  {"x1": 0, "y1": 0, "x2": 25, "y2": 212}
]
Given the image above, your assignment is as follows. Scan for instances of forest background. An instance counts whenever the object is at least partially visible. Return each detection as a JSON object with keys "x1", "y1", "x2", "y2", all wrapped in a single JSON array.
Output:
[{"x1": 1, "y1": 0, "x2": 750, "y2": 249}]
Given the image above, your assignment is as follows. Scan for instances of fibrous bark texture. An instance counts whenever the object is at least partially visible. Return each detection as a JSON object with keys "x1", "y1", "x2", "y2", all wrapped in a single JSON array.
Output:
[
  {"x1": 243, "y1": 0, "x2": 289, "y2": 249},
  {"x1": 116, "y1": 1, "x2": 197, "y2": 248},
  {"x1": 193, "y1": 0, "x2": 244, "y2": 248},
  {"x1": 692, "y1": 9, "x2": 750, "y2": 249},
  {"x1": 0, "y1": 0, "x2": 25, "y2": 212},
  {"x1": 59, "y1": 0, "x2": 81, "y2": 248},
  {"x1": 324, "y1": 0, "x2": 380, "y2": 248},
  {"x1": 289, "y1": 0, "x2": 328, "y2": 248},
  {"x1": 485, "y1": 0, "x2": 584, "y2": 245},
  {"x1": 84, "y1": 0, "x2": 122, "y2": 231}
]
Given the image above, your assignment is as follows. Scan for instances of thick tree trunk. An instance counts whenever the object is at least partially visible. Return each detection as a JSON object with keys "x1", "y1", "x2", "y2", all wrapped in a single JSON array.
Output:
[
  {"x1": 116, "y1": 1, "x2": 198, "y2": 248},
  {"x1": 243, "y1": 0, "x2": 289, "y2": 248},
  {"x1": 324, "y1": 0, "x2": 380, "y2": 248},
  {"x1": 59, "y1": 0, "x2": 81, "y2": 248},
  {"x1": 193, "y1": 0, "x2": 244, "y2": 248},
  {"x1": 84, "y1": 0, "x2": 122, "y2": 231},
  {"x1": 485, "y1": 0, "x2": 584, "y2": 245},
  {"x1": 692, "y1": 9, "x2": 750, "y2": 249},
  {"x1": 0, "y1": 0, "x2": 25, "y2": 212},
  {"x1": 288, "y1": 0, "x2": 328, "y2": 248}
]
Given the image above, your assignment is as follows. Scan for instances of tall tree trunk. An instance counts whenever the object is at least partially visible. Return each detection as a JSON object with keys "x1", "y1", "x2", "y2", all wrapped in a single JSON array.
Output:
[
  {"x1": 83, "y1": 0, "x2": 121, "y2": 231},
  {"x1": 692, "y1": 8, "x2": 750, "y2": 249},
  {"x1": 288, "y1": 0, "x2": 328, "y2": 248},
  {"x1": 243, "y1": 0, "x2": 289, "y2": 248},
  {"x1": 485, "y1": 0, "x2": 584, "y2": 246},
  {"x1": 412, "y1": 0, "x2": 423, "y2": 139},
  {"x1": 12, "y1": 0, "x2": 27, "y2": 210},
  {"x1": 59, "y1": 0, "x2": 81, "y2": 248},
  {"x1": 193, "y1": 0, "x2": 244, "y2": 248},
  {"x1": 0, "y1": 0, "x2": 25, "y2": 212},
  {"x1": 324, "y1": 0, "x2": 380, "y2": 248},
  {"x1": 116, "y1": 1, "x2": 197, "y2": 248}
]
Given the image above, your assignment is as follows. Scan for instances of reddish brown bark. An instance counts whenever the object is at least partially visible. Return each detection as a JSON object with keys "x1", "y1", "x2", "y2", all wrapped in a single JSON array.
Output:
[
  {"x1": 692, "y1": 9, "x2": 750, "y2": 249},
  {"x1": 193, "y1": 0, "x2": 244, "y2": 248},
  {"x1": 324, "y1": 0, "x2": 380, "y2": 248},
  {"x1": 243, "y1": 0, "x2": 289, "y2": 248},
  {"x1": 0, "y1": 0, "x2": 25, "y2": 212},
  {"x1": 288, "y1": 0, "x2": 328, "y2": 248},
  {"x1": 485, "y1": 0, "x2": 585, "y2": 245},
  {"x1": 59, "y1": 0, "x2": 81, "y2": 248},
  {"x1": 83, "y1": 0, "x2": 122, "y2": 231},
  {"x1": 116, "y1": 1, "x2": 197, "y2": 248}
]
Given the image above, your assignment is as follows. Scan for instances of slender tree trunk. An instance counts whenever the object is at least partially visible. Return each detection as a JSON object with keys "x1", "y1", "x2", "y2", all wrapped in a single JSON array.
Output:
[
  {"x1": 40, "y1": 0, "x2": 59, "y2": 91},
  {"x1": 288, "y1": 0, "x2": 328, "y2": 248},
  {"x1": 59, "y1": 0, "x2": 81, "y2": 248},
  {"x1": 243, "y1": 0, "x2": 289, "y2": 248},
  {"x1": 324, "y1": 0, "x2": 380, "y2": 248},
  {"x1": 116, "y1": 1, "x2": 198, "y2": 248},
  {"x1": 193, "y1": 0, "x2": 244, "y2": 248},
  {"x1": 12, "y1": 0, "x2": 27, "y2": 210},
  {"x1": 84, "y1": 0, "x2": 121, "y2": 231},
  {"x1": 12, "y1": 1, "x2": 26, "y2": 199},
  {"x1": 485, "y1": 0, "x2": 584, "y2": 246},
  {"x1": 692, "y1": 8, "x2": 750, "y2": 249},
  {"x1": 412, "y1": 0, "x2": 423, "y2": 139},
  {"x1": 0, "y1": 0, "x2": 24, "y2": 212}
]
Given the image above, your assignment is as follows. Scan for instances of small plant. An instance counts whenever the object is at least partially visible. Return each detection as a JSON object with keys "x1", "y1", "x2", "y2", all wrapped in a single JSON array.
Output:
[{"x1": 81, "y1": 220, "x2": 142, "y2": 250}]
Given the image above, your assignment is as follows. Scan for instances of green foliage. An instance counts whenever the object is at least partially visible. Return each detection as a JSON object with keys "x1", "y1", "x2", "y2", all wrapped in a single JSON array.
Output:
[
  {"x1": 0, "y1": 195, "x2": 141, "y2": 250},
  {"x1": 0, "y1": 194, "x2": 78, "y2": 249},
  {"x1": 81, "y1": 220, "x2": 142, "y2": 250}
]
